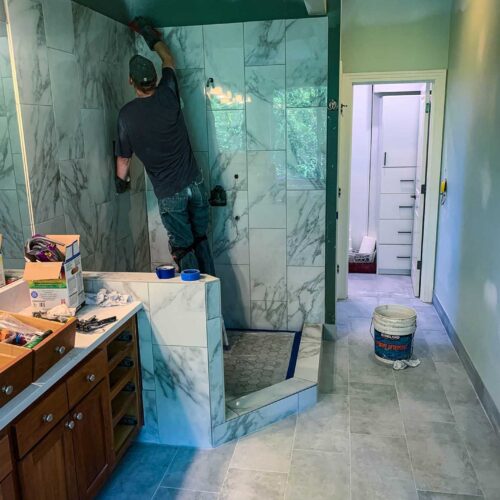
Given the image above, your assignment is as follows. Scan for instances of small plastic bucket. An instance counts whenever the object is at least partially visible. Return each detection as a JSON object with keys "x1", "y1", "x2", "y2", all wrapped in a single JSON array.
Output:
[{"x1": 372, "y1": 304, "x2": 417, "y2": 364}]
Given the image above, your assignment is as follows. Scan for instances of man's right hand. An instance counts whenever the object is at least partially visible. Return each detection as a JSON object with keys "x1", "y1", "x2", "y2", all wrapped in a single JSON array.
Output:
[
  {"x1": 115, "y1": 176, "x2": 130, "y2": 194},
  {"x1": 130, "y1": 16, "x2": 162, "y2": 51}
]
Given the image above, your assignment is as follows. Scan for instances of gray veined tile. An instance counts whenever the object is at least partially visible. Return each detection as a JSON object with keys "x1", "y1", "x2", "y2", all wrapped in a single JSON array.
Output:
[
  {"x1": 207, "y1": 317, "x2": 225, "y2": 426},
  {"x1": 208, "y1": 109, "x2": 247, "y2": 191},
  {"x1": 318, "y1": 342, "x2": 349, "y2": 395},
  {"x1": 0, "y1": 32, "x2": 11, "y2": 78},
  {"x1": 221, "y1": 468, "x2": 287, "y2": 500},
  {"x1": 351, "y1": 433, "x2": 417, "y2": 500},
  {"x1": 138, "y1": 389, "x2": 159, "y2": 444},
  {"x1": 146, "y1": 190, "x2": 173, "y2": 264},
  {"x1": 406, "y1": 421, "x2": 482, "y2": 496},
  {"x1": 294, "y1": 341, "x2": 321, "y2": 382},
  {"x1": 285, "y1": 17, "x2": 328, "y2": 108},
  {"x1": 245, "y1": 65, "x2": 285, "y2": 151},
  {"x1": 160, "y1": 25, "x2": 204, "y2": 69},
  {"x1": 154, "y1": 488, "x2": 218, "y2": 500},
  {"x1": 42, "y1": 0, "x2": 75, "y2": 52},
  {"x1": 0, "y1": 190, "x2": 23, "y2": 258},
  {"x1": 250, "y1": 301, "x2": 287, "y2": 330},
  {"x1": 286, "y1": 107, "x2": 327, "y2": 189},
  {"x1": 247, "y1": 150, "x2": 286, "y2": 229},
  {"x1": 94, "y1": 201, "x2": 117, "y2": 271},
  {"x1": 287, "y1": 190, "x2": 325, "y2": 266},
  {"x1": 0, "y1": 116, "x2": 14, "y2": 190},
  {"x1": 244, "y1": 20, "x2": 286, "y2": 66},
  {"x1": 417, "y1": 492, "x2": 485, "y2": 499},
  {"x1": 204, "y1": 23, "x2": 244, "y2": 110}
]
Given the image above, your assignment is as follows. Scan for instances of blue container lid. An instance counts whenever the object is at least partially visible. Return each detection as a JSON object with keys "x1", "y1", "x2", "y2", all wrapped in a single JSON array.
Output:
[
  {"x1": 156, "y1": 265, "x2": 175, "y2": 279},
  {"x1": 181, "y1": 269, "x2": 201, "y2": 281}
]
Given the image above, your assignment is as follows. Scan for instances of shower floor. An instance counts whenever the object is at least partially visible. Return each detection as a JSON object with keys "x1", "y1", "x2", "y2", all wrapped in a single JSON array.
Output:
[{"x1": 224, "y1": 330, "x2": 296, "y2": 400}]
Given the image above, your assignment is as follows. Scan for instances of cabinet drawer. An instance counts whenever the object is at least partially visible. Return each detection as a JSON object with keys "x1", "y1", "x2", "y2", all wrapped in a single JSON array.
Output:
[
  {"x1": 0, "y1": 345, "x2": 33, "y2": 408},
  {"x1": 378, "y1": 245, "x2": 412, "y2": 273},
  {"x1": 66, "y1": 349, "x2": 107, "y2": 408},
  {"x1": 378, "y1": 220, "x2": 414, "y2": 245},
  {"x1": 381, "y1": 167, "x2": 416, "y2": 194},
  {"x1": 0, "y1": 435, "x2": 12, "y2": 482},
  {"x1": 14, "y1": 383, "x2": 69, "y2": 458},
  {"x1": 379, "y1": 194, "x2": 415, "y2": 220}
]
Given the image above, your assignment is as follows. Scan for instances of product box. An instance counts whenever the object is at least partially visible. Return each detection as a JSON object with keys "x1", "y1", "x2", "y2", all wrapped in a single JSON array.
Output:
[
  {"x1": 0, "y1": 235, "x2": 5, "y2": 288},
  {"x1": 23, "y1": 235, "x2": 85, "y2": 313}
]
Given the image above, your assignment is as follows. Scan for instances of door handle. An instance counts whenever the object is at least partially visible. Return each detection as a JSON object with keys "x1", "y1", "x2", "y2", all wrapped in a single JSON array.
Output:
[
  {"x1": 399, "y1": 205, "x2": 414, "y2": 209},
  {"x1": 397, "y1": 256, "x2": 411, "y2": 259},
  {"x1": 384, "y1": 152, "x2": 387, "y2": 166},
  {"x1": 398, "y1": 231, "x2": 412, "y2": 234},
  {"x1": 410, "y1": 195, "x2": 417, "y2": 199}
]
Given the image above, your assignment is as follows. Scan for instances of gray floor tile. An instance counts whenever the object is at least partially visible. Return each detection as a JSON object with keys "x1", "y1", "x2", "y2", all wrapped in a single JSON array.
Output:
[
  {"x1": 418, "y1": 491, "x2": 484, "y2": 499},
  {"x1": 350, "y1": 433, "x2": 417, "y2": 500},
  {"x1": 349, "y1": 343, "x2": 396, "y2": 385},
  {"x1": 414, "y1": 307, "x2": 446, "y2": 331},
  {"x1": 230, "y1": 415, "x2": 296, "y2": 473},
  {"x1": 161, "y1": 442, "x2": 236, "y2": 493},
  {"x1": 406, "y1": 421, "x2": 482, "y2": 496},
  {"x1": 347, "y1": 317, "x2": 373, "y2": 346},
  {"x1": 395, "y1": 357, "x2": 455, "y2": 423},
  {"x1": 337, "y1": 295, "x2": 379, "y2": 319},
  {"x1": 435, "y1": 362, "x2": 479, "y2": 407},
  {"x1": 318, "y1": 342, "x2": 348, "y2": 394},
  {"x1": 220, "y1": 468, "x2": 287, "y2": 500},
  {"x1": 286, "y1": 449, "x2": 349, "y2": 500},
  {"x1": 422, "y1": 330, "x2": 461, "y2": 363},
  {"x1": 153, "y1": 487, "x2": 218, "y2": 499},
  {"x1": 294, "y1": 394, "x2": 349, "y2": 452},
  {"x1": 350, "y1": 382, "x2": 405, "y2": 436},
  {"x1": 98, "y1": 444, "x2": 177, "y2": 500}
]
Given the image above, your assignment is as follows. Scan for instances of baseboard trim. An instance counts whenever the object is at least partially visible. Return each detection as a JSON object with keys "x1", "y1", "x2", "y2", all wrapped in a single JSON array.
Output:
[{"x1": 433, "y1": 294, "x2": 500, "y2": 436}]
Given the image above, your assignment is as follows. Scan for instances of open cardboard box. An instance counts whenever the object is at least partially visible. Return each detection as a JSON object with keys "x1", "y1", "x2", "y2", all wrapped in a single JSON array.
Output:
[
  {"x1": 0, "y1": 310, "x2": 76, "y2": 381},
  {"x1": 23, "y1": 235, "x2": 85, "y2": 313}
]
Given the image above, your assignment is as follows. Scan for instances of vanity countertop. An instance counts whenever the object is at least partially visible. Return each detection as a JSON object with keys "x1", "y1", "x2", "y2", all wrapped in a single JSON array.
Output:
[{"x1": 0, "y1": 300, "x2": 143, "y2": 432}]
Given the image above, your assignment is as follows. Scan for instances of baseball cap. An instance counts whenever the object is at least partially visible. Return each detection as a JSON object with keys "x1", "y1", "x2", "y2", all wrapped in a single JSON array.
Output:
[{"x1": 129, "y1": 55, "x2": 157, "y2": 86}]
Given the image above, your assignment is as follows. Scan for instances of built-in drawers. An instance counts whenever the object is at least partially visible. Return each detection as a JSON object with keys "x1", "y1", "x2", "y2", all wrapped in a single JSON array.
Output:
[
  {"x1": 378, "y1": 244, "x2": 412, "y2": 273},
  {"x1": 381, "y1": 167, "x2": 416, "y2": 194},
  {"x1": 0, "y1": 435, "x2": 12, "y2": 482},
  {"x1": 378, "y1": 219, "x2": 414, "y2": 245},
  {"x1": 379, "y1": 194, "x2": 415, "y2": 220}
]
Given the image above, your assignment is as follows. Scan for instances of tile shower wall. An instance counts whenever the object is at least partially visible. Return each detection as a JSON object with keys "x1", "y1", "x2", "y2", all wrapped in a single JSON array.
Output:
[
  {"x1": 138, "y1": 18, "x2": 328, "y2": 331},
  {"x1": 5, "y1": 0, "x2": 150, "y2": 271},
  {"x1": 0, "y1": 15, "x2": 30, "y2": 269}
]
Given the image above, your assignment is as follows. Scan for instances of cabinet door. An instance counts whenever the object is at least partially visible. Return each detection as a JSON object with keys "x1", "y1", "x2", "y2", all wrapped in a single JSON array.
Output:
[
  {"x1": 0, "y1": 473, "x2": 16, "y2": 500},
  {"x1": 72, "y1": 381, "x2": 113, "y2": 499},
  {"x1": 18, "y1": 418, "x2": 78, "y2": 500}
]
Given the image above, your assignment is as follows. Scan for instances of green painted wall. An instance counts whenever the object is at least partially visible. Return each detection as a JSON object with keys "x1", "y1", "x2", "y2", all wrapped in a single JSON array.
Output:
[
  {"x1": 434, "y1": 0, "x2": 500, "y2": 411},
  {"x1": 341, "y1": 0, "x2": 452, "y2": 73},
  {"x1": 73, "y1": 0, "x2": 311, "y2": 26}
]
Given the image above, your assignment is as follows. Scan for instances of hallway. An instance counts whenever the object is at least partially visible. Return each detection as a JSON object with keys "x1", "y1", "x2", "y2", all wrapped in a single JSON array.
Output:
[{"x1": 100, "y1": 275, "x2": 500, "y2": 499}]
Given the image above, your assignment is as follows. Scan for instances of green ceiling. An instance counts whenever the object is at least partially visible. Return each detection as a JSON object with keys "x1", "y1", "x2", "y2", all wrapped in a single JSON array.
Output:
[{"x1": 73, "y1": 0, "x2": 312, "y2": 26}]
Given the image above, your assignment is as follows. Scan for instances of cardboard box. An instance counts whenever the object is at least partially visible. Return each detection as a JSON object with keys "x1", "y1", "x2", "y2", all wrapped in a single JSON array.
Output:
[
  {"x1": 23, "y1": 235, "x2": 85, "y2": 313},
  {"x1": 0, "y1": 235, "x2": 5, "y2": 288}
]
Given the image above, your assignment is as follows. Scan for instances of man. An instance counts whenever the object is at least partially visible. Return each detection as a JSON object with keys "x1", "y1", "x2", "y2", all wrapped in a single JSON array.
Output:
[{"x1": 115, "y1": 18, "x2": 215, "y2": 275}]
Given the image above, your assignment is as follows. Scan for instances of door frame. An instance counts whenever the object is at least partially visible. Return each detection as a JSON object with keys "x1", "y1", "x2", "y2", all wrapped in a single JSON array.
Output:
[{"x1": 337, "y1": 70, "x2": 447, "y2": 303}]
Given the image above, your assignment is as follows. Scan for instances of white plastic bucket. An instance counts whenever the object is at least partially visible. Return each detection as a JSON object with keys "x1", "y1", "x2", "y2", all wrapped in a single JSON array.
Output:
[{"x1": 372, "y1": 304, "x2": 417, "y2": 364}]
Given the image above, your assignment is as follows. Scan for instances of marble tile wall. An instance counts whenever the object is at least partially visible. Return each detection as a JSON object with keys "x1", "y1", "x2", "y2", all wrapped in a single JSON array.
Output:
[
  {"x1": 140, "y1": 18, "x2": 328, "y2": 331},
  {"x1": 5, "y1": 0, "x2": 150, "y2": 272}
]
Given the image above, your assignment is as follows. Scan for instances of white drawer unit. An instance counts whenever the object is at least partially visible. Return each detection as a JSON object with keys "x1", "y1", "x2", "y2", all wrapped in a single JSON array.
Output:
[
  {"x1": 381, "y1": 167, "x2": 416, "y2": 194},
  {"x1": 379, "y1": 194, "x2": 415, "y2": 220},
  {"x1": 378, "y1": 219, "x2": 414, "y2": 245},
  {"x1": 377, "y1": 244, "x2": 412, "y2": 274}
]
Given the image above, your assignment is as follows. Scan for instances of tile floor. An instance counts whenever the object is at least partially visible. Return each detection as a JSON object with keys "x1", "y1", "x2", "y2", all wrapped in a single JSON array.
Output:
[{"x1": 99, "y1": 275, "x2": 500, "y2": 500}]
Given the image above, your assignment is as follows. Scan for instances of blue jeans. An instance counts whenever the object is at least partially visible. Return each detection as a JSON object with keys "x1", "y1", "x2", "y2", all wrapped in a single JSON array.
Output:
[{"x1": 157, "y1": 179, "x2": 215, "y2": 275}]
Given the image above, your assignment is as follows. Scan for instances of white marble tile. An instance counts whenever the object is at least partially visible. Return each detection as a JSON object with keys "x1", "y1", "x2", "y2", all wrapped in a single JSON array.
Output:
[
  {"x1": 287, "y1": 266, "x2": 325, "y2": 331},
  {"x1": 137, "y1": 389, "x2": 160, "y2": 444},
  {"x1": 2, "y1": 79, "x2": 21, "y2": 155},
  {"x1": 244, "y1": 20, "x2": 285, "y2": 66},
  {"x1": 206, "y1": 279, "x2": 221, "y2": 319},
  {"x1": 215, "y1": 264, "x2": 251, "y2": 329},
  {"x1": 20, "y1": 104, "x2": 62, "y2": 223},
  {"x1": 42, "y1": 0, "x2": 74, "y2": 52},
  {"x1": 0, "y1": 190, "x2": 23, "y2": 258},
  {"x1": 94, "y1": 200, "x2": 117, "y2": 272},
  {"x1": 47, "y1": 48, "x2": 84, "y2": 160},
  {"x1": 0, "y1": 116, "x2": 14, "y2": 190},
  {"x1": 294, "y1": 342, "x2": 321, "y2": 382},
  {"x1": 128, "y1": 192, "x2": 150, "y2": 271},
  {"x1": 204, "y1": 23, "x2": 244, "y2": 110},
  {"x1": 208, "y1": 109, "x2": 247, "y2": 191},
  {"x1": 285, "y1": 18, "x2": 328, "y2": 107},
  {"x1": 250, "y1": 228, "x2": 286, "y2": 301},
  {"x1": 251, "y1": 301, "x2": 288, "y2": 330},
  {"x1": 287, "y1": 190, "x2": 326, "y2": 266},
  {"x1": 212, "y1": 190, "x2": 249, "y2": 265},
  {"x1": 34, "y1": 215, "x2": 67, "y2": 234},
  {"x1": 302, "y1": 323, "x2": 322, "y2": 343},
  {"x1": 7, "y1": 0, "x2": 52, "y2": 105},
  {"x1": 146, "y1": 190, "x2": 173, "y2": 264},
  {"x1": 287, "y1": 107, "x2": 327, "y2": 189},
  {"x1": 149, "y1": 281, "x2": 207, "y2": 347},
  {"x1": 207, "y1": 317, "x2": 225, "y2": 426},
  {"x1": 248, "y1": 151, "x2": 286, "y2": 229},
  {"x1": 153, "y1": 344, "x2": 211, "y2": 447},
  {"x1": 0, "y1": 32, "x2": 11, "y2": 78},
  {"x1": 160, "y1": 25, "x2": 204, "y2": 69},
  {"x1": 245, "y1": 65, "x2": 285, "y2": 151}
]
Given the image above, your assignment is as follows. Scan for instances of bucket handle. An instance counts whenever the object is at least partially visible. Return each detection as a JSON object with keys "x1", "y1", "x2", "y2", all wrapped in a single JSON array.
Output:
[{"x1": 369, "y1": 319, "x2": 374, "y2": 339}]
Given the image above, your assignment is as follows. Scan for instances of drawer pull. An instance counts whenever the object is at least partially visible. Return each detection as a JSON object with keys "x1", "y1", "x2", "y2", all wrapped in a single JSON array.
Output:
[
  {"x1": 397, "y1": 256, "x2": 411, "y2": 259},
  {"x1": 65, "y1": 420, "x2": 75, "y2": 430},
  {"x1": 73, "y1": 412, "x2": 84, "y2": 421},
  {"x1": 86, "y1": 373, "x2": 96, "y2": 383},
  {"x1": 398, "y1": 231, "x2": 412, "y2": 234},
  {"x1": 54, "y1": 346, "x2": 66, "y2": 355},
  {"x1": 400, "y1": 179, "x2": 415, "y2": 182},
  {"x1": 1, "y1": 385, "x2": 14, "y2": 396},
  {"x1": 42, "y1": 413, "x2": 54, "y2": 423},
  {"x1": 399, "y1": 205, "x2": 414, "y2": 209}
]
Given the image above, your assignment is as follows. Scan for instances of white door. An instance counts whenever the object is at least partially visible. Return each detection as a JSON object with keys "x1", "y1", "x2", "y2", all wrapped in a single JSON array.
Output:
[{"x1": 411, "y1": 85, "x2": 432, "y2": 296}]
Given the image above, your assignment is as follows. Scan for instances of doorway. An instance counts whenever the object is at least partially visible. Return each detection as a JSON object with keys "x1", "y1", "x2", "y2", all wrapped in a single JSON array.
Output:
[{"x1": 337, "y1": 70, "x2": 447, "y2": 303}]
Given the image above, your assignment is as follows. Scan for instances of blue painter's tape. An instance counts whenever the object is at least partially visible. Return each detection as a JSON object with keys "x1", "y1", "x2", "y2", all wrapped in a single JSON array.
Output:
[
  {"x1": 181, "y1": 269, "x2": 201, "y2": 281},
  {"x1": 156, "y1": 265, "x2": 175, "y2": 279}
]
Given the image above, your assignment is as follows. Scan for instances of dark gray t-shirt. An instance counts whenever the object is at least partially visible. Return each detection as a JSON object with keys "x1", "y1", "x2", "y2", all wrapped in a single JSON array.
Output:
[{"x1": 116, "y1": 67, "x2": 199, "y2": 199}]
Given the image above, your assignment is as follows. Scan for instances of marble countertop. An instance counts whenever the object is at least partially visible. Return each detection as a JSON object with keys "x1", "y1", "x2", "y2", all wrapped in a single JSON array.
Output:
[
  {"x1": 83, "y1": 271, "x2": 218, "y2": 285},
  {"x1": 0, "y1": 301, "x2": 143, "y2": 432}
]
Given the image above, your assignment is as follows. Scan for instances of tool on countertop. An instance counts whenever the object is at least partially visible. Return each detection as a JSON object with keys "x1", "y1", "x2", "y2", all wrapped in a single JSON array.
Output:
[{"x1": 77, "y1": 315, "x2": 117, "y2": 333}]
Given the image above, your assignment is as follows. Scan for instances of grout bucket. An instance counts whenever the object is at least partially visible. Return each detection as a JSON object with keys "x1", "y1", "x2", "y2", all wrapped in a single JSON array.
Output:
[{"x1": 372, "y1": 304, "x2": 417, "y2": 364}]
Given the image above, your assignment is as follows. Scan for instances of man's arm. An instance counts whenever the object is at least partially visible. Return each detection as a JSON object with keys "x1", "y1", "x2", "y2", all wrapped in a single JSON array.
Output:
[
  {"x1": 153, "y1": 40, "x2": 175, "y2": 69},
  {"x1": 116, "y1": 156, "x2": 131, "y2": 180}
]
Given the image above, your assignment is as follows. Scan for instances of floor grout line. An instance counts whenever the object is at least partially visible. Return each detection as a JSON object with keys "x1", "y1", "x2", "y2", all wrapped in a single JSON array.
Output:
[{"x1": 150, "y1": 447, "x2": 180, "y2": 500}]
